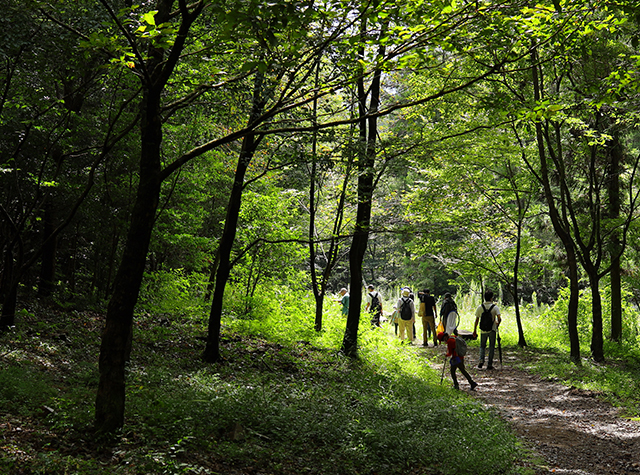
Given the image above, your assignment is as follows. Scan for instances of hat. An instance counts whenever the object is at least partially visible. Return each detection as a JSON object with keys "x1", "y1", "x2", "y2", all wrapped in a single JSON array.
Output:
[
  {"x1": 402, "y1": 288, "x2": 410, "y2": 297},
  {"x1": 437, "y1": 332, "x2": 448, "y2": 342}
]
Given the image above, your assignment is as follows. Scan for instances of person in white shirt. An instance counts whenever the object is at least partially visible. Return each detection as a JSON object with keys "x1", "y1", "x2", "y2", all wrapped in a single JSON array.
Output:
[{"x1": 472, "y1": 290, "x2": 502, "y2": 370}]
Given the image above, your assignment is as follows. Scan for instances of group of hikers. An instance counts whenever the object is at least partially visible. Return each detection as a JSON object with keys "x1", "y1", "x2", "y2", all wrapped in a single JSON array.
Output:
[{"x1": 336, "y1": 285, "x2": 502, "y2": 391}]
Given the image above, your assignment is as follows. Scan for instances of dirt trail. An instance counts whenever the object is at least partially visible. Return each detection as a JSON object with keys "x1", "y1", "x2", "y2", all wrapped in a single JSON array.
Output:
[{"x1": 423, "y1": 343, "x2": 640, "y2": 474}]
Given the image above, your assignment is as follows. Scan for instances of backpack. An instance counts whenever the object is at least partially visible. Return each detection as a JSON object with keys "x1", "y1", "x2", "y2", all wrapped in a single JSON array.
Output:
[
  {"x1": 454, "y1": 336, "x2": 467, "y2": 357},
  {"x1": 479, "y1": 304, "x2": 496, "y2": 332},
  {"x1": 399, "y1": 297, "x2": 412, "y2": 320},
  {"x1": 369, "y1": 292, "x2": 381, "y2": 314}
]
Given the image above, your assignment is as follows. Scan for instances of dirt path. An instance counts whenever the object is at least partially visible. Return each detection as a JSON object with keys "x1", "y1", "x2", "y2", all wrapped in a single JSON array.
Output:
[{"x1": 423, "y1": 343, "x2": 640, "y2": 474}]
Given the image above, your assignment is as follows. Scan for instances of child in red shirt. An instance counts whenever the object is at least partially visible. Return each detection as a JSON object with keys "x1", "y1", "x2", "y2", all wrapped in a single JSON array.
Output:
[{"x1": 438, "y1": 331, "x2": 478, "y2": 391}]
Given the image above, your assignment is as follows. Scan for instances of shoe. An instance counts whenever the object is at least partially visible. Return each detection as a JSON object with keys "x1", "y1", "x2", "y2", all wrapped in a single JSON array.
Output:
[
  {"x1": 422, "y1": 342, "x2": 429, "y2": 347},
  {"x1": 470, "y1": 381, "x2": 478, "y2": 391},
  {"x1": 477, "y1": 362, "x2": 483, "y2": 369},
  {"x1": 486, "y1": 365, "x2": 495, "y2": 370}
]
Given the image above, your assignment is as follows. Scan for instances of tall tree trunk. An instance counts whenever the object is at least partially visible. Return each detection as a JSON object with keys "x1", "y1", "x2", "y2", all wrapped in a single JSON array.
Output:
[
  {"x1": 505, "y1": 159, "x2": 527, "y2": 347},
  {"x1": 94, "y1": 82, "x2": 163, "y2": 433},
  {"x1": 38, "y1": 203, "x2": 57, "y2": 297},
  {"x1": 589, "y1": 272, "x2": 604, "y2": 362},
  {"x1": 202, "y1": 73, "x2": 265, "y2": 363},
  {"x1": 512, "y1": 220, "x2": 527, "y2": 347},
  {"x1": 530, "y1": 45, "x2": 581, "y2": 363},
  {"x1": 94, "y1": 0, "x2": 205, "y2": 433},
  {"x1": 608, "y1": 133, "x2": 622, "y2": 342},
  {"x1": 341, "y1": 17, "x2": 384, "y2": 357},
  {"x1": 309, "y1": 89, "x2": 321, "y2": 330},
  {"x1": 566, "y1": 248, "x2": 581, "y2": 363}
]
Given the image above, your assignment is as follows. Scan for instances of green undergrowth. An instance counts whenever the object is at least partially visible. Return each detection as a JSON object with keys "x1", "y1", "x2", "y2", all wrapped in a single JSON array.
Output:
[
  {"x1": 4, "y1": 278, "x2": 640, "y2": 474},
  {"x1": 0, "y1": 286, "x2": 522, "y2": 475}
]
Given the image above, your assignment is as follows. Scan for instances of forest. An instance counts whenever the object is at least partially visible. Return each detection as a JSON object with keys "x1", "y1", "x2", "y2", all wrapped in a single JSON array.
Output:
[{"x1": 2, "y1": 0, "x2": 640, "y2": 474}]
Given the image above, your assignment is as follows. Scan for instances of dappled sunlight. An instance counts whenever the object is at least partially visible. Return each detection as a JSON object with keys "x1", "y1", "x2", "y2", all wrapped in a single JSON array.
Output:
[{"x1": 465, "y1": 354, "x2": 640, "y2": 475}]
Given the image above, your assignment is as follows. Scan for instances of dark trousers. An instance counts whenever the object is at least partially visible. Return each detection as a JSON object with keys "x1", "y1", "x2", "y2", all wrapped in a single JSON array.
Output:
[
  {"x1": 370, "y1": 313, "x2": 381, "y2": 327},
  {"x1": 451, "y1": 360, "x2": 474, "y2": 389}
]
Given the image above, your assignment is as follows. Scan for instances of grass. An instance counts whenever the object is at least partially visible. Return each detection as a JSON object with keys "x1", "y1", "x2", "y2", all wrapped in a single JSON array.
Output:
[
  {"x1": 0, "y1": 286, "x2": 521, "y2": 475},
  {"x1": 3, "y1": 281, "x2": 640, "y2": 474}
]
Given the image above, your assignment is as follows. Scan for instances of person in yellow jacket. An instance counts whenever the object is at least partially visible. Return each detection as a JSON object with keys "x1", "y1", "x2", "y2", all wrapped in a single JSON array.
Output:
[{"x1": 396, "y1": 288, "x2": 415, "y2": 343}]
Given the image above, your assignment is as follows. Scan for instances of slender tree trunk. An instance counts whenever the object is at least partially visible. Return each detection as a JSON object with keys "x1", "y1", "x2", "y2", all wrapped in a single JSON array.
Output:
[
  {"x1": 589, "y1": 272, "x2": 604, "y2": 362},
  {"x1": 309, "y1": 110, "x2": 321, "y2": 330},
  {"x1": 203, "y1": 73, "x2": 265, "y2": 363},
  {"x1": 202, "y1": 138, "x2": 255, "y2": 363},
  {"x1": 505, "y1": 158, "x2": 528, "y2": 348},
  {"x1": 530, "y1": 45, "x2": 581, "y2": 363},
  {"x1": 566, "y1": 249, "x2": 581, "y2": 363},
  {"x1": 94, "y1": 0, "x2": 205, "y2": 433},
  {"x1": 38, "y1": 203, "x2": 57, "y2": 297},
  {"x1": 608, "y1": 133, "x2": 622, "y2": 342},
  {"x1": 341, "y1": 17, "x2": 384, "y2": 357},
  {"x1": 513, "y1": 221, "x2": 527, "y2": 347}
]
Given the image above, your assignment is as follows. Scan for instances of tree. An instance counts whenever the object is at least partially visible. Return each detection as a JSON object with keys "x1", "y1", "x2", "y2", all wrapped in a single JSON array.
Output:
[
  {"x1": 0, "y1": 1, "x2": 138, "y2": 328},
  {"x1": 95, "y1": 0, "x2": 208, "y2": 433},
  {"x1": 520, "y1": 7, "x2": 638, "y2": 362}
]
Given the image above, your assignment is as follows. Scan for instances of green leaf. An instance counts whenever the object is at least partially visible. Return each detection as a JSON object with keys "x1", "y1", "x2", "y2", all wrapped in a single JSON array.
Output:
[{"x1": 143, "y1": 11, "x2": 157, "y2": 26}]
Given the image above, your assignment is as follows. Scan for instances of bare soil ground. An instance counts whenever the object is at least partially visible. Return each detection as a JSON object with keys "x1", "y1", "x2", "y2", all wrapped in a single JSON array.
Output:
[{"x1": 425, "y1": 343, "x2": 640, "y2": 474}]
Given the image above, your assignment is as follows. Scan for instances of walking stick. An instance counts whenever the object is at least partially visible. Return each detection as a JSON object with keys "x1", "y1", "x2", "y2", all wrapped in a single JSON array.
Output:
[
  {"x1": 497, "y1": 327, "x2": 503, "y2": 369},
  {"x1": 440, "y1": 354, "x2": 447, "y2": 385}
]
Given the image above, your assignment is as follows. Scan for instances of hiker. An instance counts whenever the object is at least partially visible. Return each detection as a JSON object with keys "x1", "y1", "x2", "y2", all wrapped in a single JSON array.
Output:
[
  {"x1": 337, "y1": 288, "x2": 350, "y2": 316},
  {"x1": 439, "y1": 292, "x2": 458, "y2": 335},
  {"x1": 472, "y1": 290, "x2": 502, "y2": 370},
  {"x1": 396, "y1": 287, "x2": 415, "y2": 343},
  {"x1": 365, "y1": 284, "x2": 383, "y2": 327},
  {"x1": 418, "y1": 289, "x2": 438, "y2": 347},
  {"x1": 438, "y1": 331, "x2": 478, "y2": 391}
]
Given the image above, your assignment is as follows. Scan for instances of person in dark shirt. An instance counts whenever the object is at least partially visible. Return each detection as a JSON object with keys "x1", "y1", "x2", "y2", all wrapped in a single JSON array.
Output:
[
  {"x1": 418, "y1": 289, "x2": 438, "y2": 347},
  {"x1": 439, "y1": 292, "x2": 458, "y2": 335}
]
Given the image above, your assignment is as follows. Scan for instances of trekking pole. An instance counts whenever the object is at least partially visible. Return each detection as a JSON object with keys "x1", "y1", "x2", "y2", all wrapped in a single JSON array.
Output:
[
  {"x1": 440, "y1": 354, "x2": 447, "y2": 385},
  {"x1": 497, "y1": 327, "x2": 503, "y2": 369}
]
